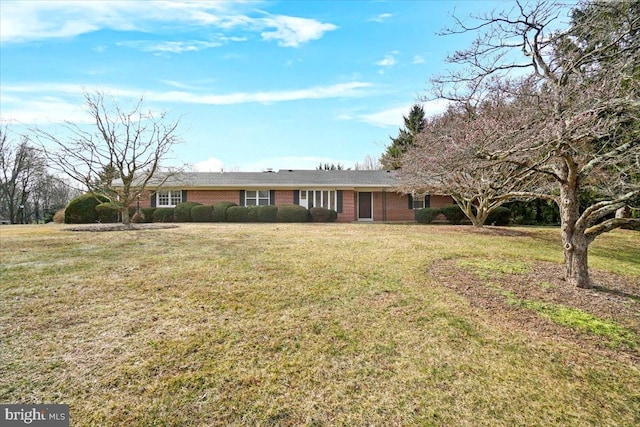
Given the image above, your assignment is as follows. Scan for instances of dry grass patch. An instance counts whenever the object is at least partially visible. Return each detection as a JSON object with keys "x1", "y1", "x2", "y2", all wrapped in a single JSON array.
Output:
[{"x1": 1, "y1": 223, "x2": 639, "y2": 426}]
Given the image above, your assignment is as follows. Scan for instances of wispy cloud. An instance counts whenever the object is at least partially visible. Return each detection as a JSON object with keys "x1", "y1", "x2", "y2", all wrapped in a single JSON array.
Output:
[
  {"x1": 413, "y1": 55, "x2": 425, "y2": 64},
  {"x1": 0, "y1": 81, "x2": 374, "y2": 123},
  {"x1": 368, "y1": 13, "x2": 393, "y2": 23},
  {"x1": 351, "y1": 100, "x2": 451, "y2": 128},
  {"x1": 117, "y1": 40, "x2": 224, "y2": 54},
  {"x1": 0, "y1": 1, "x2": 337, "y2": 48}
]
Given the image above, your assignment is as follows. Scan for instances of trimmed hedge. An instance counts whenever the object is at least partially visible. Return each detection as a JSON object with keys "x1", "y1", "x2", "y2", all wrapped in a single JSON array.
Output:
[
  {"x1": 309, "y1": 207, "x2": 337, "y2": 222},
  {"x1": 192, "y1": 205, "x2": 214, "y2": 222},
  {"x1": 415, "y1": 207, "x2": 440, "y2": 224},
  {"x1": 257, "y1": 205, "x2": 278, "y2": 222},
  {"x1": 440, "y1": 205, "x2": 466, "y2": 225},
  {"x1": 174, "y1": 202, "x2": 202, "y2": 222},
  {"x1": 95, "y1": 203, "x2": 120, "y2": 223},
  {"x1": 213, "y1": 202, "x2": 238, "y2": 222},
  {"x1": 65, "y1": 193, "x2": 108, "y2": 224},
  {"x1": 277, "y1": 204, "x2": 309, "y2": 223},
  {"x1": 152, "y1": 208, "x2": 175, "y2": 222},
  {"x1": 226, "y1": 206, "x2": 250, "y2": 222},
  {"x1": 486, "y1": 207, "x2": 511, "y2": 226}
]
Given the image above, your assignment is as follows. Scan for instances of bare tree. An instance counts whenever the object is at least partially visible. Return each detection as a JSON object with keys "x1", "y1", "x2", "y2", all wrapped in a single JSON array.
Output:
[
  {"x1": 34, "y1": 91, "x2": 183, "y2": 225},
  {"x1": 427, "y1": 0, "x2": 639, "y2": 288},
  {"x1": 0, "y1": 125, "x2": 47, "y2": 223},
  {"x1": 399, "y1": 92, "x2": 553, "y2": 226},
  {"x1": 354, "y1": 154, "x2": 383, "y2": 170}
]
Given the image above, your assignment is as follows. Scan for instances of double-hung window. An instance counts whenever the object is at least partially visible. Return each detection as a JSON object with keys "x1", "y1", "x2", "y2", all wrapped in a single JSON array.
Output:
[
  {"x1": 156, "y1": 190, "x2": 182, "y2": 207},
  {"x1": 411, "y1": 194, "x2": 430, "y2": 209},
  {"x1": 245, "y1": 190, "x2": 270, "y2": 206}
]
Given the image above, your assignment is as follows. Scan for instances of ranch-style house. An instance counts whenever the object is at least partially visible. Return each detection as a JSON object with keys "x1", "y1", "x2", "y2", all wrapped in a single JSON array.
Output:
[{"x1": 143, "y1": 169, "x2": 454, "y2": 222}]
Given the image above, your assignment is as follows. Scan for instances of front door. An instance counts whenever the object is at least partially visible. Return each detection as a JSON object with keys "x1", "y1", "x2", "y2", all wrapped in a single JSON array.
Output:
[{"x1": 358, "y1": 192, "x2": 373, "y2": 221}]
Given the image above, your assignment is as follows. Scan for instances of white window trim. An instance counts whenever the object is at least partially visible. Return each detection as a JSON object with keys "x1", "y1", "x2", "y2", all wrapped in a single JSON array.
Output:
[
  {"x1": 298, "y1": 190, "x2": 337, "y2": 210},
  {"x1": 245, "y1": 190, "x2": 270, "y2": 206},
  {"x1": 156, "y1": 190, "x2": 182, "y2": 207}
]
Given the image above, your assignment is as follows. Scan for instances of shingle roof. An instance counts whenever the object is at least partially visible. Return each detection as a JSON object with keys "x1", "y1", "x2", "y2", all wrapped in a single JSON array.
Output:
[{"x1": 144, "y1": 169, "x2": 400, "y2": 189}]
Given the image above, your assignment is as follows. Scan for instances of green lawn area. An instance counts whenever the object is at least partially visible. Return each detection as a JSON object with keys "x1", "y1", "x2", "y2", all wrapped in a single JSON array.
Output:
[{"x1": 1, "y1": 223, "x2": 639, "y2": 426}]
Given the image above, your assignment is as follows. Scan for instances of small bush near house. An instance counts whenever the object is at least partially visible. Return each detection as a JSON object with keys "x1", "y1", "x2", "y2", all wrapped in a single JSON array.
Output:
[
  {"x1": 226, "y1": 206, "x2": 250, "y2": 222},
  {"x1": 95, "y1": 203, "x2": 120, "y2": 223},
  {"x1": 65, "y1": 193, "x2": 109, "y2": 224},
  {"x1": 140, "y1": 208, "x2": 155, "y2": 223},
  {"x1": 152, "y1": 208, "x2": 175, "y2": 223},
  {"x1": 213, "y1": 202, "x2": 238, "y2": 222},
  {"x1": 257, "y1": 205, "x2": 278, "y2": 222},
  {"x1": 277, "y1": 204, "x2": 309, "y2": 223},
  {"x1": 174, "y1": 202, "x2": 203, "y2": 222},
  {"x1": 486, "y1": 207, "x2": 512, "y2": 226},
  {"x1": 131, "y1": 211, "x2": 145, "y2": 223},
  {"x1": 52, "y1": 209, "x2": 65, "y2": 224},
  {"x1": 440, "y1": 205, "x2": 466, "y2": 225},
  {"x1": 192, "y1": 205, "x2": 214, "y2": 222},
  {"x1": 309, "y1": 207, "x2": 337, "y2": 222},
  {"x1": 415, "y1": 207, "x2": 440, "y2": 224}
]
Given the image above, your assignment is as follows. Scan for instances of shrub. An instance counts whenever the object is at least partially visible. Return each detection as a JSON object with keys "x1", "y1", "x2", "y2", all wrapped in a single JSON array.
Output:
[
  {"x1": 415, "y1": 207, "x2": 440, "y2": 224},
  {"x1": 213, "y1": 201, "x2": 238, "y2": 222},
  {"x1": 440, "y1": 205, "x2": 466, "y2": 225},
  {"x1": 486, "y1": 207, "x2": 511, "y2": 226},
  {"x1": 174, "y1": 202, "x2": 202, "y2": 222},
  {"x1": 257, "y1": 205, "x2": 278, "y2": 222},
  {"x1": 309, "y1": 207, "x2": 337, "y2": 222},
  {"x1": 226, "y1": 206, "x2": 250, "y2": 222},
  {"x1": 131, "y1": 211, "x2": 145, "y2": 223},
  {"x1": 64, "y1": 193, "x2": 108, "y2": 224},
  {"x1": 277, "y1": 204, "x2": 309, "y2": 223},
  {"x1": 192, "y1": 205, "x2": 214, "y2": 222},
  {"x1": 152, "y1": 208, "x2": 175, "y2": 222},
  {"x1": 95, "y1": 203, "x2": 120, "y2": 223},
  {"x1": 53, "y1": 209, "x2": 65, "y2": 224}
]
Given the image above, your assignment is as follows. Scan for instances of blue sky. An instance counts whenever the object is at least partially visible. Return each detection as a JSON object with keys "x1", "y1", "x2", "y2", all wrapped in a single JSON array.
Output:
[{"x1": 1, "y1": 0, "x2": 506, "y2": 172}]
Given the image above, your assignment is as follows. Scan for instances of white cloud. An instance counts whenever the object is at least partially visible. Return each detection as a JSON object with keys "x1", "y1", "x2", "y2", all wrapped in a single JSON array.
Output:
[
  {"x1": 260, "y1": 15, "x2": 338, "y2": 47},
  {"x1": 118, "y1": 40, "x2": 223, "y2": 54},
  {"x1": 192, "y1": 156, "x2": 225, "y2": 172},
  {"x1": 413, "y1": 55, "x2": 425, "y2": 64},
  {"x1": 0, "y1": 81, "x2": 374, "y2": 123},
  {"x1": 368, "y1": 13, "x2": 393, "y2": 23},
  {"x1": 376, "y1": 55, "x2": 396, "y2": 67},
  {"x1": 355, "y1": 100, "x2": 451, "y2": 128},
  {"x1": 0, "y1": 1, "x2": 337, "y2": 48},
  {"x1": 0, "y1": 94, "x2": 92, "y2": 124}
]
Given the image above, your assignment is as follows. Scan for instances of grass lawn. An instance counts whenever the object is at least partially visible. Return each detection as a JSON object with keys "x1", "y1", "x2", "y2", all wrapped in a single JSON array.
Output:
[{"x1": 1, "y1": 223, "x2": 639, "y2": 426}]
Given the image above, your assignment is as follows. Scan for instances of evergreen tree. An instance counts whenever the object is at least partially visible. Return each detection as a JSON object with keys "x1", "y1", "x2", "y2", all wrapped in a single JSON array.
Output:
[{"x1": 380, "y1": 104, "x2": 426, "y2": 169}]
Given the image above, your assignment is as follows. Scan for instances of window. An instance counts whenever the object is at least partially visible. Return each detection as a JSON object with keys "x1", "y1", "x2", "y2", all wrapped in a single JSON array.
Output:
[
  {"x1": 411, "y1": 194, "x2": 430, "y2": 210},
  {"x1": 299, "y1": 190, "x2": 336, "y2": 210},
  {"x1": 245, "y1": 190, "x2": 270, "y2": 206},
  {"x1": 156, "y1": 190, "x2": 182, "y2": 207}
]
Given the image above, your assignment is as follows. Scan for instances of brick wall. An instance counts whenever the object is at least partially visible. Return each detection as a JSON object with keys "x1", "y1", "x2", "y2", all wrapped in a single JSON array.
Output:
[
  {"x1": 381, "y1": 191, "x2": 415, "y2": 221},
  {"x1": 185, "y1": 190, "x2": 240, "y2": 205},
  {"x1": 337, "y1": 190, "x2": 356, "y2": 222},
  {"x1": 140, "y1": 189, "x2": 454, "y2": 222}
]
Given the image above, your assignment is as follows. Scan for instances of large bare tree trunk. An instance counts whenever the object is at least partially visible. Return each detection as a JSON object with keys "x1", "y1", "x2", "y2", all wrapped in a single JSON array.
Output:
[
  {"x1": 121, "y1": 208, "x2": 130, "y2": 225},
  {"x1": 559, "y1": 182, "x2": 592, "y2": 289}
]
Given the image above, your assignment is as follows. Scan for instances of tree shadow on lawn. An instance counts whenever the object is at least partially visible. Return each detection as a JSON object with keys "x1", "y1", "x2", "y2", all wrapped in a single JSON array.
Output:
[{"x1": 429, "y1": 259, "x2": 640, "y2": 363}]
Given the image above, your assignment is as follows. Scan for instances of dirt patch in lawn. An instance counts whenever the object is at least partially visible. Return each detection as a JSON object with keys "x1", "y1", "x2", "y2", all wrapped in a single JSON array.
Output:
[
  {"x1": 65, "y1": 223, "x2": 179, "y2": 232},
  {"x1": 429, "y1": 259, "x2": 640, "y2": 362}
]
